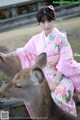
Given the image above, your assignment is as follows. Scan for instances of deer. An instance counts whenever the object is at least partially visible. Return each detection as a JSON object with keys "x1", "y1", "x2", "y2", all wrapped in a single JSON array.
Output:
[
  {"x1": 0, "y1": 53, "x2": 79, "y2": 120},
  {"x1": 0, "y1": 51, "x2": 22, "y2": 78}
]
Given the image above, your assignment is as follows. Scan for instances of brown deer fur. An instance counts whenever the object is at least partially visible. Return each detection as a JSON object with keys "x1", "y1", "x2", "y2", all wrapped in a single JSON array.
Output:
[
  {"x1": 0, "y1": 51, "x2": 22, "y2": 78},
  {"x1": 0, "y1": 53, "x2": 79, "y2": 120}
]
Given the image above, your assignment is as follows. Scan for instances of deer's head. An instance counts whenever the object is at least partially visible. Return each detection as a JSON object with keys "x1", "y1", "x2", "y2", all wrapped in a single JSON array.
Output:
[{"x1": 0, "y1": 53, "x2": 49, "y2": 103}]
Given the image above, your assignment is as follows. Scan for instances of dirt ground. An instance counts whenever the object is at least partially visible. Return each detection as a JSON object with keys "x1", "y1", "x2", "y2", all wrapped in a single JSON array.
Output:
[
  {"x1": 0, "y1": 17, "x2": 80, "y2": 53},
  {"x1": 0, "y1": 23, "x2": 41, "y2": 52}
]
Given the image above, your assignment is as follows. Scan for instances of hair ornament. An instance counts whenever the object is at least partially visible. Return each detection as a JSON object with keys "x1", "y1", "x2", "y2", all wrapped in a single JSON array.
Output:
[{"x1": 48, "y1": 5, "x2": 54, "y2": 11}]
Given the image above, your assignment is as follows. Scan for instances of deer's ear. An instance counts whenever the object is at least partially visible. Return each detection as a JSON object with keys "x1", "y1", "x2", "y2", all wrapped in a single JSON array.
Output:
[
  {"x1": 35, "y1": 53, "x2": 47, "y2": 68},
  {"x1": 31, "y1": 68, "x2": 44, "y2": 85}
]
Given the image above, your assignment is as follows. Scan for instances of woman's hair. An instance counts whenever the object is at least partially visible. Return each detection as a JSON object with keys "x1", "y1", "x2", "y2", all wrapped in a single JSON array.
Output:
[{"x1": 36, "y1": 5, "x2": 56, "y2": 23}]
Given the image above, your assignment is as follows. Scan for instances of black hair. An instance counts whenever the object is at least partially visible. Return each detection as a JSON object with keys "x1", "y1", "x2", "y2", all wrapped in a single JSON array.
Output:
[{"x1": 36, "y1": 6, "x2": 56, "y2": 23}]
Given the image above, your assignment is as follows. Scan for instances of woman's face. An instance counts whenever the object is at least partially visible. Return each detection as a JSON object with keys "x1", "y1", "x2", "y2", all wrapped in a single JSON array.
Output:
[{"x1": 40, "y1": 20, "x2": 54, "y2": 36}]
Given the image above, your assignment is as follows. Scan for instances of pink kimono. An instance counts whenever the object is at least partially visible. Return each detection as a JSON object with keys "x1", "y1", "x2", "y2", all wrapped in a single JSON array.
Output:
[{"x1": 17, "y1": 27, "x2": 80, "y2": 117}]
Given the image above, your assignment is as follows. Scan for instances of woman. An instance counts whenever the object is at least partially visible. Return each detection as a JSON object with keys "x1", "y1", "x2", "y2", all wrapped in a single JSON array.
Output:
[{"x1": 16, "y1": 5, "x2": 80, "y2": 117}]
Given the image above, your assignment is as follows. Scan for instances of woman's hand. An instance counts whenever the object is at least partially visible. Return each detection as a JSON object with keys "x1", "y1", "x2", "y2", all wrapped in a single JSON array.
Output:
[
  {"x1": 49, "y1": 80, "x2": 59, "y2": 92},
  {"x1": 49, "y1": 71, "x2": 62, "y2": 91}
]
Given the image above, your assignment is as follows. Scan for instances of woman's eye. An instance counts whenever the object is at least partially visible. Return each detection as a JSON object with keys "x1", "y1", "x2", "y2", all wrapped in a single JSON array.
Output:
[
  {"x1": 41, "y1": 21, "x2": 45, "y2": 23},
  {"x1": 48, "y1": 20, "x2": 51, "y2": 22}
]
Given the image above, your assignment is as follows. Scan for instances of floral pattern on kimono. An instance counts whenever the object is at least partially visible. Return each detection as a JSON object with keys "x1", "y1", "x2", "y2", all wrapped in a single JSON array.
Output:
[{"x1": 51, "y1": 77, "x2": 77, "y2": 116}]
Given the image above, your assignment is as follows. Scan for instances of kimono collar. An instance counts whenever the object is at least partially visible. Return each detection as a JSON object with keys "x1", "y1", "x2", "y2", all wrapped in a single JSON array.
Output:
[{"x1": 43, "y1": 28, "x2": 56, "y2": 42}]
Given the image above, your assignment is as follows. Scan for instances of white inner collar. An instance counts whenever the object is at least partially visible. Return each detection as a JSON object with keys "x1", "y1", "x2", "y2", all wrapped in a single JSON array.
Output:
[{"x1": 43, "y1": 33, "x2": 50, "y2": 43}]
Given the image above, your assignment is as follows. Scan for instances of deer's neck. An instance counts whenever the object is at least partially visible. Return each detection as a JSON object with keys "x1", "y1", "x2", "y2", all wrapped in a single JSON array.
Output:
[
  {"x1": 28, "y1": 81, "x2": 53, "y2": 119},
  {"x1": 29, "y1": 93, "x2": 53, "y2": 119}
]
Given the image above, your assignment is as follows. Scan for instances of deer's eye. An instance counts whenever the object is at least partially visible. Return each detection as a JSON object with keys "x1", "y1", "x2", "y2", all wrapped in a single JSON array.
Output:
[{"x1": 15, "y1": 85, "x2": 22, "y2": 88}]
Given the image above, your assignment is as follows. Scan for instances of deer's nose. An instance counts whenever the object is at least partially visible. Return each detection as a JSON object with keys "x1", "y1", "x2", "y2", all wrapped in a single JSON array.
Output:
[{"x1": 0, "y1": 101, "x2": 4, "y2": 109}]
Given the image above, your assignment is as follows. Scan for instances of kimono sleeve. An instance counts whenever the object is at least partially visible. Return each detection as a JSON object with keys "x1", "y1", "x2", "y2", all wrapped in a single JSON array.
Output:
[
  {"x1": 16, "y1": 36, "x2": 37, "y2": 69},
  {"x1": 56, "y1": 34, "x2": 80, "y2": 77}
]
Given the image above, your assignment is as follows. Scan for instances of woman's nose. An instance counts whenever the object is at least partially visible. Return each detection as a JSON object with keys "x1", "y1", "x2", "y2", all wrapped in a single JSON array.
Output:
[{"x1": 45, "y1": 22, "x2": 49, "y2": 27}]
